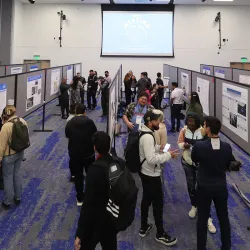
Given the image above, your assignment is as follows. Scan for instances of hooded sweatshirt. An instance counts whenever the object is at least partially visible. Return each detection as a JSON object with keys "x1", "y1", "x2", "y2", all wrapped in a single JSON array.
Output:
[
  {"x1": 65, "y1": 115, "x2": 97, "y2": 158},
  {"x1": 139, "y1": 124, "x2": 172, "y2": 177}
]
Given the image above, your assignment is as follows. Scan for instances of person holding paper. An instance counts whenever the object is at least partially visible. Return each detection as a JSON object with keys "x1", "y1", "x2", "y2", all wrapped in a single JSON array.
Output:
[
  {"x1": 191, "y1": 116, "x2": 232, "y2": 250},
  {"x1": 177, "y1": 113, "x2": 216, "y2": 234}
]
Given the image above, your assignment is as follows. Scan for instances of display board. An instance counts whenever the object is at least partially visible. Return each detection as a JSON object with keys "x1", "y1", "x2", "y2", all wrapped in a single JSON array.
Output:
[
  {"x1": 215, "y1": 78, "x2": 250, "y2": 154},
  {"x1": 16, "y1": 70, "x2": 45, "y2": 118},
  {"x1": 169, "y1": 66, "x2": 178, "y2": 86},
  {"x1": 200, "y1": 64, "x2": 213, "y2": 76},
  {"x1": 163, "y1": 64, "x2": 170, "y2": 78},
  {"x1": 108, "y1": 79, "x2": 117, "y2": 147},
  {"x1": 192, "y1": 72, "x2": 215, "y2": 116},
  {"x1": 63, "y1": 65, "x2": 73, "y2": 85},
  {"x1": 214, "y1": 66, "x2": 232, "y2": 81},
  {"x1": 0, "y1": 76, "x2": 16, "y2": 115},
  {"x1": 233, "y1": 69, "x2": 250, "y2": 86},
  {"x1": 6, "y1": 64, "x2": 26, "y2": 75},
  {"x1": 27, "y1": 63, "x2": 41, "y2": 72},
  {"x1": 177, "y1": 68, "x2": 192, "y2": 95},
  {"x1": 45, "y1": 67, "x2": 62, "y2": 103},
  {"x1": 74, "y1": 63, "x2": 82, "y2": 75},
  {"x1": 0, "y1": 66, "x2": 5, "y2": 77}
]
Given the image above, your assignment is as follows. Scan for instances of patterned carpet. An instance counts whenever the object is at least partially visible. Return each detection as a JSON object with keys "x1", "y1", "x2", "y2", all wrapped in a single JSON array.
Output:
[{"x1": 0, "y1": 97, "x2": 250, "y2": 250}]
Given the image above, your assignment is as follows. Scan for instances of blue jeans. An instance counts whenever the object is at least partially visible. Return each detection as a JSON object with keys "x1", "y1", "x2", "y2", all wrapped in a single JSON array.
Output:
[{"x1": 2, "y1": 151, "x2": 24, "y2": 205}]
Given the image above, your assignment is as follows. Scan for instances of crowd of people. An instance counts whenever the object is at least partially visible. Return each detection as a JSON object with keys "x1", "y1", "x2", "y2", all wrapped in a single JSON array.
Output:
[{"x1": 0, "y1": 69, "x2": 236, "y2": 250}]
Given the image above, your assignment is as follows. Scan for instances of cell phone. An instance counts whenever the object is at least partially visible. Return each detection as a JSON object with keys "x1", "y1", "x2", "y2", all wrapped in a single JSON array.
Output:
[{"x1": 163, "y1": 144, "x2": 171, "y2": 153}]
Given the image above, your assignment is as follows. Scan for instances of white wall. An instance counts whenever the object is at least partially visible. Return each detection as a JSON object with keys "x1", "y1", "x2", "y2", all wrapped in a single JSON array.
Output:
[{"x1": 11, "y1": 3, "x2": 250, "y2": 80}]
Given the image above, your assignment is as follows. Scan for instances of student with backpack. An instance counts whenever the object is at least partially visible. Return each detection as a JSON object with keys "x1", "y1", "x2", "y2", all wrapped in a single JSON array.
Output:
[
  {"x1": 74, "y1": 131, "x2": 138, "y2": 250},
  {"x1": 138, "y1": 111, "x2": 179, "y2": 246},
  {"x1": 0, "y1": 100, "x2": 30, "y2": 210}
]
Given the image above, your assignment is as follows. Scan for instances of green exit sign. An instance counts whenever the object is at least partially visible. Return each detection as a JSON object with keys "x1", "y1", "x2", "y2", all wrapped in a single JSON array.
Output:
[
  {"x1": 33, "y1": 55, "x2": 40, "y2": 60},
  {"x1": 241, "y1": 57, "x2": 248, "y2": 63}
]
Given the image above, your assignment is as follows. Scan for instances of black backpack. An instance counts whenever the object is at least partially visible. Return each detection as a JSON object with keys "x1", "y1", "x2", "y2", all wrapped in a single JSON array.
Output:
[
  {"x1": 105, "y1": 156, "x2": 138, "y2": 232},
  {"x1": 9, "y1": 118, "x2": 30, "y2": 152},
  {"x1": 124, "y1": 131, "x2": 154, "y2": 173}
]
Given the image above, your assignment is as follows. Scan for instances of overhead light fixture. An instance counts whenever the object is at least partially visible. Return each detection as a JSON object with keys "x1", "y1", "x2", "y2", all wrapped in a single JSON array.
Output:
[
  {"x1": 28, "y1": 0, "x2": 35, "y2": 3},
  {"x1": 213, "y1": 0, "x2": 234, "y2": 2}
]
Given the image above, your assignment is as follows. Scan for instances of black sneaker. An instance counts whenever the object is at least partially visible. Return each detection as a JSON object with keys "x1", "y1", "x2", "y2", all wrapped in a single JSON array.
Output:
[
  {"x1": 155, "y1": 232, "x2": 177, "y2": 246},
  {"x1": 14, "y1": 198, "x2": 21, "y2": 206},
  {"x1": 2, "y1": 202, "x2": 10, "y2": 210},
  {"x1": 139, "y1": 224, "x2": 153, "y2": 238}
]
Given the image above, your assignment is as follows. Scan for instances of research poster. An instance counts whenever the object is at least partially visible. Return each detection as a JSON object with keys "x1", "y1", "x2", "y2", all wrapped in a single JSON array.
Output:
[
  {"x1": 50, "y1": 68, "x2": 61, "y2": 96},
  {"x1": 109, "y1": 84, "x2": 116, "y2": 145},
  {"x1": 197, "y1": 77, "x2": 210, "y2": 115},
  {"x1": 75, "y1": 64, "x2": 81, "y2": 74},
  {"x1": 11, "y1": 67, "x2": 22, "y2": 75},
  {"x1": 202, "y1": 66, "x2": 211, "y2": 75},
  {"x1": 0, "y1": 83, "x2": 7, "y2": 115},
  {"x1": 66, "y1": 66, "x2": 73, "y2": 85},
  {"x1": 30, "y1": 65, "x2": 38, "y2": 71},
  {"x1": 163, "y1": 77, "x2": 169, "y2": 98},
  {"x1": 26, "y1": 74, "x2": 42, "y2": 111},
  {"x1": 181, "y1": 72, "x2": 190, "y2": 94},
  {"x1": 239, "y1": 75, "x2": 250, "y2": 85},
  {"x1": 215, "y1": 69, "x2": 225, "y2": 79},
  {"x1": 222, "y1": 83, "x2": 248, "y2": 142}
]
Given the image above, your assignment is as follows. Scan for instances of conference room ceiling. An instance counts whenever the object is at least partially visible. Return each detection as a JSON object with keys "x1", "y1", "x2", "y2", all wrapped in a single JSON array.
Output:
[{"x1": 21, "y1": 0, "x2": 250, "y2": 5}]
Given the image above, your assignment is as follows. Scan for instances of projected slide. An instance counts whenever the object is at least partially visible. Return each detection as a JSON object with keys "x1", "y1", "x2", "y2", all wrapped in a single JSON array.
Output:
[{"x1": 102, "y1": 11, "x2": 173, "y2": 56}]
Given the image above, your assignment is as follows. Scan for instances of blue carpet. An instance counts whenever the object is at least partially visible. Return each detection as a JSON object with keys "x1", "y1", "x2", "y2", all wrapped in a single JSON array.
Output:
[{"x1": 0, "y1": 97, "x2": 250, "y2": 250}]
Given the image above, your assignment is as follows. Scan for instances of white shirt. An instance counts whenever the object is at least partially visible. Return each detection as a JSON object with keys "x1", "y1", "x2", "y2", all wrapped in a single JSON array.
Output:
[{"x1": 171, "y1": 88, "x2": 184, "y2": 104}]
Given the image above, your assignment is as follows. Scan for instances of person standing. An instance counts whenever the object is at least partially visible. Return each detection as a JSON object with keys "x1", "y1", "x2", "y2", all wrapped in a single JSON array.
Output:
[
  {"x1": 0, "y1": 100, "x2": 29, "y2": 210},
  {"x1": 87, "y1": 70, "x2": 98, "y2": 110},
  {"x1": 65, "y1": 104, "x2": 97, "y2": 206},
  {"x1": 60, "y1": 77, "x2": 71, "y2": 119},
  {"x1": 70, "y1": 76, "x2": 83, "y2": 106},
  {"x1": 77, "y1": 73, "x2": 86, "y2": 105},
  {"x1": 156, "y1": 72, "x2": 167, "y2": 109},
  {"x1": 74, "y1": 131, "x2": 118, "y2": 250},
  {"x1": 124, "y1": 72, "x2": 133, "y2": 106},
  {"x1": 137, "y1": 72, "x2": 149, "y2": 95},
  {"x1": 98, "y1": 76, "x2": 110, "y2": 117},
  {"x1": 139, "y1": 110, "x2": 178, "y2": 247},
  {"x1": 191, "y1": 116, "x2": 232, "y2": 250},
  {"x1": 169, "y1": 82, "x2": 184, "y2": 133},
  {"x1": 187, "y1": 92, "x2": 204, "y2": 124}
]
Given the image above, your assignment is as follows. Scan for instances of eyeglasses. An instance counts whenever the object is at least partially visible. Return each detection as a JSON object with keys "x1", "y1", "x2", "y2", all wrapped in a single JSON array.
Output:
[{"x1": 140, "y1": 98, "x2": 148, "y2": 101}]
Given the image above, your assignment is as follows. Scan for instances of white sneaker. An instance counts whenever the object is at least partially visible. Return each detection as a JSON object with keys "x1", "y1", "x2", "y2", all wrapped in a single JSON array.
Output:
[
  {"x1": 208, "y1": 218, "x2": 216, "y2": 234},
  {"x1": 76, "y1": 200, "x2": 83, "y2": 207},
  {"x1": 188, "y1": 206, "x2": 197, "y2": 218}
]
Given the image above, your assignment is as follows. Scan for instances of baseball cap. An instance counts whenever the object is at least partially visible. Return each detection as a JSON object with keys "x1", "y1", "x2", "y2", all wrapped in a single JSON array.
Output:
[{"x1": 144, "y1": 110, "x2": 161, "y2": 124}]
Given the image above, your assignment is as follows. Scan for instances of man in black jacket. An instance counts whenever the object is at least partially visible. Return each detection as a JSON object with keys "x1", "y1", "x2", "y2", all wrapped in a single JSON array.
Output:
[
  {"x1": 65, "y1": 104, "x2": 97, "y2": 206},
  {"x1": 60, "y1": 77, "x2": 71, "y2": 119},
  {"x1": 191, "y1": 116, "x2": 232, "y2": 250},
  {"x1": 74, "y1": 131, "x2": 117, "y2": 250},
  {"x1": 156, "y1": 72, "x2": 167, "y2": 109},
  {"x1": 98, "y1": 75, "x2": 110, "y2": 116},
  {"x1": 87, "y1": 70, "x2": 98, "y2": 110}
]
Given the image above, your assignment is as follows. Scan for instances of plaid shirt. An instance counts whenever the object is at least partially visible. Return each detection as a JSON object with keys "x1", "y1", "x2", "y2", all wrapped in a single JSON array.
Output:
[{"x1": 123, "y1": 102, "x2": 154, "y2": 121}]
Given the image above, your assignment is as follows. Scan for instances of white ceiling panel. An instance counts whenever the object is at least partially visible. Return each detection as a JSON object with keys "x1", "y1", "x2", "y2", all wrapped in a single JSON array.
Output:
[{"x1": 20, "y1": 0, "x2": 250, "y2": 5}]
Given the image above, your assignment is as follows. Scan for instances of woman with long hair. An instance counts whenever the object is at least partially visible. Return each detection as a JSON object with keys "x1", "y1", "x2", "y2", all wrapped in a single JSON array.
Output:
[
  {"x1": 124, "y1": 71, "x2": 133, "y2": 106},
  {"x1": 70, "y1": 76, "x2": 83, "y2": 105},
  {"x1": 187, "y1": 92, "x2": 203, "y2": 123}
]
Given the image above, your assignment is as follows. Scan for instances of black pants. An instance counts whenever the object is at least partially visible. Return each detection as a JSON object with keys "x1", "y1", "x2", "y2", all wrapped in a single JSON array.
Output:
[
  {"x1": 131, "y1": 88, "x2": 136, "y2": 103},
  {"x1": 101, "y1": 95, "x2": 108, "y2": 115},
  {"x1": 71, "y1": 155, "x2": 95, "y2": 202},
  {"x1": 69, "y1": 157, "x2": 76, "y2": 177},
  {"x1": 140, "y1": 173, "x2": 164, "y2": 235},
  {"x1": 125, "y1": 89, "x2": 132, "y2": 106},
  {"x1": 171, "y1": 104, "x2": 182, "y2": 131},
  {"x1": 61, "y1": 104, "x2": 69, "y2": 118},
  {"x1": 197, "y1": 185, "x2": 231, "y2": 250},
  {"x1": 158, "y1": 91, "x2": 163, "y2": 108},
  {"x1": 80, "y1": 90, "x2": 85, "y2": 105},
  {"x1": 80, "y1": 222, "x2": 117, "y2": 250},
  {"x1": 87, "y1": 90, "x2": 97, "y2": 109}
]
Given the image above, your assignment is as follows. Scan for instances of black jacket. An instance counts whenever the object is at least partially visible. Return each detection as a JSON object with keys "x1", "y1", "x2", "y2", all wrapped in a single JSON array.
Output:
[
  {"x1": 76, "y1": 154, "x2": 114, "y2": 241},
  {"x1": 87, "y1": 75, "x2": 98, "y2": 91},
  {"x1": 136, "y1": 78, "x2": 148, "y2": 93},
  {"x1": 65, "y1": 115, "x2": 97, "y2": 158},
  {"x1": 156, "y1": 78, "x2": 164, "y2": 94},
  {"x1": 60, "y1": 83, "x2": 71, "y2": 105}
]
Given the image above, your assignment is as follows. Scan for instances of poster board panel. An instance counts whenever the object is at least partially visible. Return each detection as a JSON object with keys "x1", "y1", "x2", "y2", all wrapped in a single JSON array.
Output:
[
  {"x1": 169, "y1": 66, "x2": 178, "y2": 85},
  {"x1": 74, "y1": 63, "x2": 82, "y2": 75},
  {"x1": 45, "y1": 67, "x2": 62, "y2": 103},
  {"x1": 200, "y1": 64, "x2": 214, "y2": 76},
  {"x1": 6, "y1": 64, "x2": 26, "y2": 75},
  {"x1": 27, "y1": 63, "x2": 41, "y2": 72},
  {"x1": 214, "y1": 66, "x2": 232, "y2": 81},
  {"x1": 177, "y1": 68, "x2": 192, "y2": 95},
  {"x1": 0, "y1": 66, "x2": 5, "y2": 77},
  {"x1": 215, "y1": 78, "x2": 250, "y2": 155},
  {"x1": 163, "y1": 64, "x2": 170, "y2": 78},
  {"x1": 0, "y1": 76, "x2": 16, "y2": 115},
  {"x1": 63, "y1": 65, "x2": 73, "y2": 85},
  {"x1": 233, "y1": 69, "x2": 250, "y2": 85},
  {"x1": 192, "y1": 72, "x2": 215, "y2": 116},
  {"x1": 16, "y1": 70, "x2": 45, "y2": 118}
]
